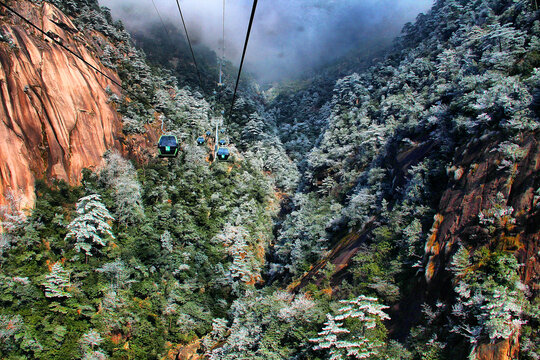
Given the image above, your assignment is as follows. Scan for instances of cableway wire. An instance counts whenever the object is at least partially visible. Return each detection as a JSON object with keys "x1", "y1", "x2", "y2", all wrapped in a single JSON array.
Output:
[
  {"x1": 0, "y1": 0, "x2": 154, "y2": 109},
  {"x1": 229, "y1": 0, "x2": 258, "y2": 116},
  {"x1": 174, "y1": 0, "x2": 203, "y2": 89},
  {"x1": 150, "y1": 0, "x2": 174, "y2": 45},
  {"x1": 218, "y1": 0, "x2": 225, "y2": 85}
]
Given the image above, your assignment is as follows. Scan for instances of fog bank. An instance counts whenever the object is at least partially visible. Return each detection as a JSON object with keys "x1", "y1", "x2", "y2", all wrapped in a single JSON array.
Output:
[{"x1": 99, "y1": 0, "x2": 433, "y2": 82}]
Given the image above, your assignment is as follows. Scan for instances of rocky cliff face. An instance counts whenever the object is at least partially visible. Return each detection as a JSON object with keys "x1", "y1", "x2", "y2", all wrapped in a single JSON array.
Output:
[
  {"x1": 289, "y1": 129, "x2": 539, "y2": 359},
  {"x1": 0, "y1": 0, "x2": 124, "y2": 209},
  {"x1": 423, "y1": 131, "x2": 539, "y2": 358},
  {"x1": 425, "y1": 131, "x2": 540, "y2": 291}
]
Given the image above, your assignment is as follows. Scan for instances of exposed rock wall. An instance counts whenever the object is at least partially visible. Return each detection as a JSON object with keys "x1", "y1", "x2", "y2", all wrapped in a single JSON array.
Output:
[
  {"x1": 424, "y1": 131, "x2": 539, "y2": 291},
  {"x1": 0, "y1": 0, "x2": 123, "y2": 208},
  {"x1": 423, "y1": 131, "x2": 539, "y2": 359}
]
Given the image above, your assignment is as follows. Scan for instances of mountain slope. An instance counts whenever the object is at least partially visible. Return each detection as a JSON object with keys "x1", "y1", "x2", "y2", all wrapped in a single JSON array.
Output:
[
  {"x1": 269, "y1": 0, "x2": 539, "y2": 358},
  {"x1": 0, "y1": 0, "x2": 539, "y2": 359}
]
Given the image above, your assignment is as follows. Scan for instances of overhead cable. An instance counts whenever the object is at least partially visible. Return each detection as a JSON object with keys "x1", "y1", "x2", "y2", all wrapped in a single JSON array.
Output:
[
  {"x1": 218, "y1": 0, "x2": 225, "y2": 85},
  {"x1": 174, "y1": 0, "x2": 203, "y2": 89},
  {"x1": 230, "y1": 0, "x2": 258, "y2": 115},
  {"x1": 150, "y1": 0, "x2": 174, "y2": 45}
]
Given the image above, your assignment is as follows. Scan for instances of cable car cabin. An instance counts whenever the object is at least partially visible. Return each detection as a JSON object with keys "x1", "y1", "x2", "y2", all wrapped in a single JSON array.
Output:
[
  {"x1": 206, "y1": 130, "x2": 212, "y2": 137},
  {"x1": 216, "y1": 147, "x2": 230, "y2": 161},
  {"x1": 220, "y1": 129, "x2": 225, "y2": 134},
  {"x1": 158, "y1": 135, "x2": 179, "y2": 158},
  {"x1": 219, "y1": 139, "x2": 227, "y2": 146},
  {"x1": 197, "y1": 136, "x2": 205, "y2": 145}
]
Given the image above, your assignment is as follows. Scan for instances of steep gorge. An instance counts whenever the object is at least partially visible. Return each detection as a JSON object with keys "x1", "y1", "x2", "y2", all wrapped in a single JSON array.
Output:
[{"x1": 0, "y1": 0, "x2": 538, "y2": 359}]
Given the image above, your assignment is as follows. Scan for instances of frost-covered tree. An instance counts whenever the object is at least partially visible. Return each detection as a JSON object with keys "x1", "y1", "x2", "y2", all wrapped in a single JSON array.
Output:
[
  {"x1": 493, "y1": 142, "x2": 527, "y2": 171},
  {"x1": 274, "y1": 193, "x2": 343, "y2": 276},
  {"x1": 465, "y1": 23, "x2": 527, "y2": 71},
  {"x1": 0, "y1": 191, "x2": 26, "y2": 233},
  {"x1": 0, "y1": 191, "x2": 27, "y2": 262},
  {"x1": 0, "y1": 314, "x2": 25, "y2": 347},
  {"x1": 311, "y1": 296, "x2": 389, "y2": 360},
  {"x1": 81, "y1": 350, "x2": 108, "y2": 360},
  {"x1": 42, "y1": 262, "x2": 71, "y2": 298},
  {"x1": 344, "y1": 188, "x2": 376, "y2": 228},
  {"x1": 477, "y1": 192, "x2": 516, "y2": 235},
  {"x1": 206, "y1": 291, "x2": 319, "y2": 359},
  {"x1": 311, "y1": 316, "x2": 352, "y2": 360},
  {"x1": 0, "y1": 314, "x2": 42, "y2": 354},
  {"x1": 241, "y1": 113, "x2": 266, "y2": 143},
  {"x1": 93, "y1": 288, "x2": 133, "y2": 334},
  {"x1": 214, "y1": 225, "x2": 261, "y2": 291},
  {"x1": 99, "y1": 152, "x2": 144, "y2": 225},
  {"x1": 160, "y1": 230, "x2": 173, "y2": 253},
  {"x1": 79, "y1": 329, "x2": 106, "y2": 360},
  {"x1": 202, "y1": 318, "x2": 229, "y2": 354},
  {"x1": 65, "y1": 194, "x2": 115, "y2": 258},
  {"x1": 401, "y1": 218, "x2": 423, "y2": 258},
  {"x1": 450, "y1": 247, "x2": 528, "y2": 357},
  {"x1": 96, "y1": 259, "x2": 133, "y2": 289},
  {"x1": 245, "y1": 141, "x2": 300, "y2": 192}
]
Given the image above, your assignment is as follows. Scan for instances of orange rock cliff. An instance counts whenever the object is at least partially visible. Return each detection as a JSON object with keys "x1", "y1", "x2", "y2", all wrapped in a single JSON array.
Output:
[{"x1": 0, "y1": 0, "x2": 131, "y2": 209}]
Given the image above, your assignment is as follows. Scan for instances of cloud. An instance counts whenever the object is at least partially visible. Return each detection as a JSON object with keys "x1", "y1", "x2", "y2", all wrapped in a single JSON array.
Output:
[{"x1": 99, "y1": 0, "x2": 433, "y2": 82}]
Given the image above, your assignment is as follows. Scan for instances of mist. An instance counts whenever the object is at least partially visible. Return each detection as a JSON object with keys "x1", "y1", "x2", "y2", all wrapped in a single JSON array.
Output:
[{"x1": 99, "y1": 0, "x2": 434, "y2": 83}]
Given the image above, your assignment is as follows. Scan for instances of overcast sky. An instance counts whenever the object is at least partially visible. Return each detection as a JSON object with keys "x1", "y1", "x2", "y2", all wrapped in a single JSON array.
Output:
[{"x1": 99, "y1": 0, "x2": 433, "y2": 82}]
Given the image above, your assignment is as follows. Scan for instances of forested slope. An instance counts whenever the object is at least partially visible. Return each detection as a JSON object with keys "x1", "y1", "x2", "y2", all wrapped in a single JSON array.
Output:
[
  {"x1": 269, "y1": 0, "x2": 540, "y2": 359},
  {"x1": 0, "y1": 0, "x2": 538, "y2": 359}
]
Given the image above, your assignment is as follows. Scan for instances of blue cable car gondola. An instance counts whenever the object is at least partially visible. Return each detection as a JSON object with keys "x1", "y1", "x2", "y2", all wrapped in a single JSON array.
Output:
[
  {"x1": 216, "y1": 147, "x2": 230, "y2": 161},
  {"x1": 158, "y1": 135, "x2": 179, "y2": 158},
  {"x1": 219, "y1": 139, "x2": 227, "y2": 146},
  {"x1": 197, "y1": 136, "x2": 205, "y2": 145},
  {"x1": 206, "y1": 130, "x2": 212, "y2": 137}
]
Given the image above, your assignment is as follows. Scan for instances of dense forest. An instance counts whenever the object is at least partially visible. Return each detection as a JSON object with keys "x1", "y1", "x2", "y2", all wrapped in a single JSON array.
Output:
[{"x1": 0, "y1": 0, "x2": 539, "y2": 359}]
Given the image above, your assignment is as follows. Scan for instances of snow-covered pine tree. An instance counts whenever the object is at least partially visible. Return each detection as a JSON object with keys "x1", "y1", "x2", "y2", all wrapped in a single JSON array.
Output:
[
  {"x1": 65, "y1": 194, "x2": 115, "y2": 258},
  {"x1": 79, "y1": 329, "x2": 106, "y2": 360},
  {"x1": 99, "y1": 152, "x2": 144, "y2": 225},
  {"x1": 202, "y1": 318, "x2": 229, "y2": 355},
  {"x1": 450, "y1": 250, "x2": 528, "y2": 357},
  {"x1": 214, "y1": 224, "x2": 261, "y2": 290},
  {"x1": 43, "y1": 262, "x2": 71, "y2": 298},
  {"x1": 311, "y1": 295, "x2": 390, "y2": 359}
]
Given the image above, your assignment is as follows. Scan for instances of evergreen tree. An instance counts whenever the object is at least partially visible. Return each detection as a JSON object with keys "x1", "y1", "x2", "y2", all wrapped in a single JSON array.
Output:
[
  {"x1": 79, "y1": 329, "x2": 107, "y2": 360},
  {"x1": 311, "y1": 296, "x2": 389, "y2": 359},
  {"x1": 450, "y1": 250, "x2": 528, "y2": 357},
  {"x1": 95, "y1": 259, "x2": 133, "y2": 289},
  {"x1": 214, "y1": 225, "x2": 261, "y2": 291},
  {"x1": 99, "y1": 152, "x2": 144, "y2": 225},
  {"x1": 42, "y1": 262, "x2": 71, "y2": 298},
  {"x1": 65, "y1": 194, "x2": 115, "y2": 258}
]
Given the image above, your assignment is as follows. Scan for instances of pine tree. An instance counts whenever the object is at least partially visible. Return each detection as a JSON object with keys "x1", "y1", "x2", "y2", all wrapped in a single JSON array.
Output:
[
  {"x1": 79, "y1": 329, "x2": 106, "y2": 360},
  {"x1": 0, "y1": 314, "x2": 42, "y2": 354},
  {"x1": 43, "y1": 262, "x2": 71, "y2": 298},
  {"x1": 214, "y1": 225, "x2": 261, "y2": 289},
  {"x1": 203, "y1": 318, "x2": 229, "y2": 354},
  {"x1": 450, "y1": 251, "x2": 528, "y2": 356},
  {"x1": 65, "y1": 194, "x2": 115, "y2": 258},
  {"x1": 160, "y1": 230, "x2": 173, "y2": 253},
  {"x1": 100, "y1": 152, "x2": 144, "y2": 225},
  {"x1": 96, "y1": 259, "x2": 133, "y2": 289},
  {"x1": 311, "y1": 296, "x2": 389, "y2": 359}
]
